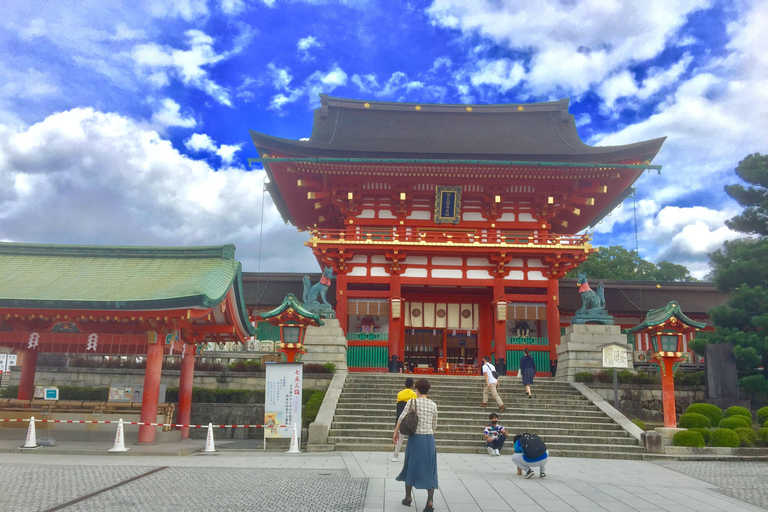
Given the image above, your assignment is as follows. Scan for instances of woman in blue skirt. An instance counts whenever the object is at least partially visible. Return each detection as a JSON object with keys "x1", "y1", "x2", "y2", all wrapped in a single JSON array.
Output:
[
  {"x1": 393, "y1": 378, "x2": 438, "y2": 512},
  {"x1": 520, "y1": 347, "x2": 537, "y2": 397}
]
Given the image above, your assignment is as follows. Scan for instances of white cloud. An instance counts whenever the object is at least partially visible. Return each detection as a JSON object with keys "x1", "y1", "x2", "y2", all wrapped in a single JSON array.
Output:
[
  {"x1": 146, "y1": 0, "x2": 210, "y2": 21},
  {"x1": 131, "y1": 30, "x2": 233, "y2": 106},
  {"x1": 112, "y1": 22, "x2": 146, "y2": 41},
  {"x1": 151, "y1": 99, "x2": 197, "y2": 128},
  {"x1": 185, "y1": 133, "x2": 217, "y2": 152},
  {"x1": 351, "y1": 73, "x2": 378, "y2": 92},
  {"x1": 216, "y1": 144, "x2": 242, "y2": 165},
  {"x1": 426, "y1": 0, "x2": 709, "y2": 97},
  {"x1": 598, "y1": 54, "x2": 693, "y2": 110},
  {"x1": 220, "y1": 0, "x2": 247, "y2": 15},
  {"x1": 430, "y1": 56, "x2": 452, "y2": 72},
  {"x1": 268, "y1": 64, "x2": 348, "y2": 111},
  {"x1": 297, "y1": 36, "x2": 319, "y2": 52},
  {"x1": 0, "y1": 108, "x2": 315, "y2": 272}
]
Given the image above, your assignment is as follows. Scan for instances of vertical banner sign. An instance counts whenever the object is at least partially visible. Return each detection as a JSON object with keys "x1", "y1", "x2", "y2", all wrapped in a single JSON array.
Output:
[
  {"x1": 0, "y1": 354, "x2": 6, "y2": 374},
  {"x1": 265, "y1": 363, "x2": 303, "y2": 438}
]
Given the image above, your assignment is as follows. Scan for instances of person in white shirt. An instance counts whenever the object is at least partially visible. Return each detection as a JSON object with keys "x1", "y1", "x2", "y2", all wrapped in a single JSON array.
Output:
[{"x1": 480, "y1": 355, "x2": 506, "y2": 412}]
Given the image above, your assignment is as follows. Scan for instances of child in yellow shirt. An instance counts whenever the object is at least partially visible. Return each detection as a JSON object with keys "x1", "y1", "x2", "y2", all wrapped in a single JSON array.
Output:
[{"x1": 392, "y1": 377, "x2": 417, "y2": 461}]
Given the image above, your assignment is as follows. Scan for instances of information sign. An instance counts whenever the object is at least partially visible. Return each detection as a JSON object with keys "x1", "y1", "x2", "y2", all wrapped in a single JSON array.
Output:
[
  {"x1": 602, "y1": 344, "x2": 629, "y2": 368},
  {"x1": 264, "y1": 363, "x2": 303, "y2": 438}
]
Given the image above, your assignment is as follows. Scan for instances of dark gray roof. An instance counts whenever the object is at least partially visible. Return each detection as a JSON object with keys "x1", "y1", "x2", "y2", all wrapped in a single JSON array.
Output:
[{"x1": 250, "y1": 95, "x2": 665, "y2": 162}]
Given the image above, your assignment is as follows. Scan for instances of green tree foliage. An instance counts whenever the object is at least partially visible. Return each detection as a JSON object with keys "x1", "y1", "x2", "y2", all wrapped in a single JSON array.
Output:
[
  {"x1": 723, "y1": 153, "x2": 768, "y2": 236},
  {"x1": 565, "y1": 246, "x2": 696, "y2": 282},
  {"x1": 694, "y1": 155, "x2": 768, "y2": 385}
]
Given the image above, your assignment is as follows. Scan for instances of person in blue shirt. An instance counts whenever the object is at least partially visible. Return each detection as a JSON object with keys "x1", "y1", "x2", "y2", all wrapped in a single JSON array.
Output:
[{"x1": 512, "y1": 433, "x2": 548, "y2": 479}]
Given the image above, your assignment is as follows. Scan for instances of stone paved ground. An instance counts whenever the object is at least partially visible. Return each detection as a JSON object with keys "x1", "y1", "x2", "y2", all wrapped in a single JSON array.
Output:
[
  {"x1": 0, "y1": 451, "x2": 764, "y2": 512},
  {"x1": 654, "y1": 461, "x2": 768, "y2": 511}
]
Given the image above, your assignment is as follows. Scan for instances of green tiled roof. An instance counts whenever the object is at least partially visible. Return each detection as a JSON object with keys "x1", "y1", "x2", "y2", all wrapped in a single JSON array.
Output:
[
  {"x1": 625, "y1": 300, "x2": 706, "y2": 333},
  {"x1": 261, "y1": 293, "x2": 324, "y2": 326},
  {"x1": 0, "y1": 243, "x2": 245, "y2": 313}
]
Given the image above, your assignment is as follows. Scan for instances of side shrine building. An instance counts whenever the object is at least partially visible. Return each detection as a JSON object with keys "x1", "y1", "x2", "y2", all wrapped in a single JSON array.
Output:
[{"x1": 250, "y1": 95, "x2": 666, "y2": 374}]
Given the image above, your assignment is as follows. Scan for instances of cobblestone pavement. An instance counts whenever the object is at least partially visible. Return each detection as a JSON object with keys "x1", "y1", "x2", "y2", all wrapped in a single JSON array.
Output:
[
  {"x1": 0, "y1": 465, "x2": 367, "y2": 512},
  {"x1": 654, "y1": 461, "x2": 768, "y2": 511}
]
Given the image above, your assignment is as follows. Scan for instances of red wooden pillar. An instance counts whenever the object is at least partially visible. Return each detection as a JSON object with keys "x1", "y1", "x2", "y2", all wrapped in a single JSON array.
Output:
[
  {"x1": 176, "y1": 344, "x2": 195, "y2": 439},
  {"x1": 17, "y1": 350, "x2": 38, "y2": 400},
  {"x1": 389, "y1": 275, "x2": 402, "y2": 364},
  {"x1": 659, "y1": 358, "x2": 681, "y2": 428},
  {"x1": 547, "y1": 278, "x2": 560, "y2": 363},
  {"x1": 139, "y1": 334, "x2": 164, "y2": 444},
  {"x1": 492, "y1": 279, "x2": 506, "y2": 365},
  {"x1": 335, "y1": 273, "x2": 348, "y2": 335}
]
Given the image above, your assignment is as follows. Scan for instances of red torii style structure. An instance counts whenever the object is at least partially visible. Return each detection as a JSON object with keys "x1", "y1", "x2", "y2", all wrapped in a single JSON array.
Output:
[{"x1": 0, "y1": 243, "x2": 256, "y2": 443}]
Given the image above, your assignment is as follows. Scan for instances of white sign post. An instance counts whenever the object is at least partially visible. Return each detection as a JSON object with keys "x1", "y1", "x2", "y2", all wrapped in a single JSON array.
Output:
[
  {"x1": 600, "y1": 343, "x2": 630, "y2": 408},
  {"x1": 264, "y1": 363, "x2": 303, "y2": 448}
]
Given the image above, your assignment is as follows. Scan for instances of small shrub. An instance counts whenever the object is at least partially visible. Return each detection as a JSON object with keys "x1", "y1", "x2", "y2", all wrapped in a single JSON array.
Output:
[
  {"x1": 678, "y1": 413, "x2": 711, "y2": 429},
  {"x1": 734, "y1": 427, "x2": 757, "y2": 447},
  {"x1": 725, "y1": 406, "x2": 753, "y2": 422},
  {"x1": 689, "y1": 428, "x2": 711, "y2": 445},
  {"x1": 673, "y1": 430, "x2": 705, "y2": 447},
  {"x1": 757, "y1": 427, "x2": 768, "y2": 443},
  {"x1": 738, "y1": 374, "x2": 768, "y2": 399},
  {"x1": 675, "y1": 371, "x2": 704, "y2": 386},
  {"x1": 631, "y1": 418, "x2": 646, "y2": 430},
  {"x1": 632, "y1": 372, "x2": 658, "y2": 384},
  {"x1": 303, "y1": 390, "x2": 326, "y2": 427},
  {"x1": 595, "y1": 370, "x2": 612, "y2": 383},
  {"x1": 322, "y1": 362, "x2": 336, "y2": 373},
  {"x1": 303, "y1": 363, "x2": 330, "y2": 374},
  {"x1": 228, "y1": 360, "x2": 263, "y2": 373},
  {"x1": 0, "y1": 385, "x2": 19, "y2": 398},
  {"x1": 710, "y1": 428, "x2": 741, "y2": 447},
  {"x1": 757, "y1": 406, "x2": 768, "y2": 424},
  {"x1": 685, "y1": 403, "x2": 724, "y2": 427},
  {"x1": 574, "y1": 372, "x2": 593, "y2": 383},
  {"x1": 719, "y1": 416, "x2": 751, "y2": 430}
]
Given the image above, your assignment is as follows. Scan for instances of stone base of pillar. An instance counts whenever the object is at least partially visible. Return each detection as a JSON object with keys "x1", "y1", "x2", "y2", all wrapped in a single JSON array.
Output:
[
  {"x1": 655, "y1": 427, "x2": 686, "y2": 446},
  {"x1": 555, "y1": 324, "x2": 634, "y2": 382},
  {"x1": 301, "y1": 319, "x2": 348, "y2": 371}
]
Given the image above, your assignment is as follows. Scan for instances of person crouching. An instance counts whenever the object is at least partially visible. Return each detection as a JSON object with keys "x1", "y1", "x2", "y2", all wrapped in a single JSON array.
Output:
[{"x1": 512, "y1": 433, "x2": 548, "y2": 479}]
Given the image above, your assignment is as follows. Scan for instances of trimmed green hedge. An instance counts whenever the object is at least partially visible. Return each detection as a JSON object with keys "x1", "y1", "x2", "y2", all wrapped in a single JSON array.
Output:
[
  {"x1": 685, "y1": 403, "x2": 723, "y2": 427},
  {"x1": 719, "y1": 416, "x2": 751, "y2": 430},
  {"x1": 757, "y1": 406, "x2": 768, "y2": 424},
  {"x1": 165, "y1": 387, "x2": 264, "y2": 404},
  {"x1": 303, "y1": 390, "x2": 326, "y2": 427},
  {"x1": 571, "y1": 370, "x2": 658, "y2": 384},
  {"x1": 710, "y1": 428, "x2": 741, "y2": 447},
  {"x1": 674, "y1": 371, "x2": 704, "y2": 386},
  {"x1": 678, "y1": 413, "x2": 711, "y2": 429},
  {"x1": 689, "y1": 428, "x2": 711, "y2": 444},
  {"x1": 734, "y1": 427, "x2": 757, "y2": 447},
  {"x1": 725, "y1": 406, "x2": 753, "y2": 422},
  {"x1": 757, "y1": 428, "x2": 768, "y2": 443},
  {"x1": 673, "y1": 430, "x2": 704, "y2": 447},
  {"x1": 228, "y1": 360, "x2": 263, "y2": 373},
  {"x1": 0, "y1": 385, "x2": 109, "y2": 401},
  {"x1": 631, "y1": 418, "x2": 646, "y2": 431}
]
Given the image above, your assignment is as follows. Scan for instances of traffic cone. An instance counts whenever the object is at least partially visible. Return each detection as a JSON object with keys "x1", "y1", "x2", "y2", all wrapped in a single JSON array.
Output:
[
  {"x1": 202, "y1": 423, "x2": 216, "y2": 454},
  {"x1": 286, "y1": 423, "x2": 301, "y2": 454},
  {"x1": 20, "y1": 416, "x2": 41, "y2": 449},
  {"x1": 108, "y1": 418, "x2": 129, "y2": 452}
]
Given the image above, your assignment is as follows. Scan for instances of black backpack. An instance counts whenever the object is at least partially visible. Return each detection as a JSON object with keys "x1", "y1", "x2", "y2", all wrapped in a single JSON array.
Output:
[{"x1": 519, "y1": 433, "x2": 547, "y2": 458}]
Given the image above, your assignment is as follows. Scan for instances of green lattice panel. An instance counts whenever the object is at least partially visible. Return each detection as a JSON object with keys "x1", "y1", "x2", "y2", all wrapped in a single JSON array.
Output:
[
  {"x1": 347, "y1": 332, "x2": 388, "y2": 341},
  {"x1": 347, "y1": 346, "x2": 388, "y2": 368},
  {"x1": 506, "y1": 337, "x2": 549, "y2": 346},
  {"x1": 256, "y1": 321, "x2": 280, "y2": 341},
  {"x1": 506, "y1": 349, "x2": 550, "y2": 372}
]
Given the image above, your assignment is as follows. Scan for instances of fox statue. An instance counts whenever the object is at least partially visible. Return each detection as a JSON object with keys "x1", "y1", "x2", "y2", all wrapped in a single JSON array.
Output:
[
  {"x1": 303, "y1": 266, "x2": 335, "y2": 308},
  {"x1": 576, "y1": 272, "x2": 605, "y2": 313}
]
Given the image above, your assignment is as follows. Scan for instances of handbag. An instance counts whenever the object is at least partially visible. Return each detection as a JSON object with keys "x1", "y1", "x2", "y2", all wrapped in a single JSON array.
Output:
[
  {"x1": 399, "y1": 399, "x2": 419, "y2": 436},
  {"x1": 484, "y1": 363, "x2": 499, "y2": 379}
]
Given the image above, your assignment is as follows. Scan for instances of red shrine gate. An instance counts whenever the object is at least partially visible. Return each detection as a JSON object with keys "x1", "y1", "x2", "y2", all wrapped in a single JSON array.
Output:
[{"x1": 251, "y1": 95, "x2": 664, "y2": 374}]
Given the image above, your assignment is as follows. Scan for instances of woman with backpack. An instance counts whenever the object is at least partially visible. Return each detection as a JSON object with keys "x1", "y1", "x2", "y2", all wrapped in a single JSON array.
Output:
[
  {"x1": 393, "y1": 378, "x2": 438, "y2": 512},
  {"x1": 520, "y1": 348, "x2": 536, "y2": 398}
]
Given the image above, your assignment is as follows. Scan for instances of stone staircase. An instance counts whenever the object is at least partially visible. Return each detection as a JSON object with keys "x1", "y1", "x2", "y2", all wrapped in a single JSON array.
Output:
[{"x1": 327, "y1": 373, "x2": 646, "y2": 460}]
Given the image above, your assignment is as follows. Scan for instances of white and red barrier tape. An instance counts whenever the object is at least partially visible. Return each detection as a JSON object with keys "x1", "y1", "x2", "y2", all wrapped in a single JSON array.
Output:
[{"x1": 0, "y1": 418, "x2": 286, "y2": 428}]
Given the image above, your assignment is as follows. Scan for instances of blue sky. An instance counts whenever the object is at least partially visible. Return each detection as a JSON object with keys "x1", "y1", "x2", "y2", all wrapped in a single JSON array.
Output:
[{"x1": 1, "y1": 0, "x2": 766, "y2": 278}]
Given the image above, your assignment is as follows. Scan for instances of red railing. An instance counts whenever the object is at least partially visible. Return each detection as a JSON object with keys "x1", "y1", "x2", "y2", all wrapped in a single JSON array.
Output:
[{"x1": 309, "y1": 228, "x2": 591, "y2": 247}]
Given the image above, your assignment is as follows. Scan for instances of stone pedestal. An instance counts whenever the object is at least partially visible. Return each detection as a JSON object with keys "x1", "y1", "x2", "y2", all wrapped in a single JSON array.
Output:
[
  {"x1": 655, "y1": 427, "x2": 686, "y2": 446},
  {"x1": 555, "y1": 324, "x2": 633, "y2": 382},
  {"x1": 301, "y1": 319, "x2": 348, "y2": 371}
]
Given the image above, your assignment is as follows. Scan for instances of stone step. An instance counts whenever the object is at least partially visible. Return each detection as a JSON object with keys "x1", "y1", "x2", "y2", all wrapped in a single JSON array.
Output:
[
  {"x1": 332, "y1": 410, "x2": 614, "y2": 422},
  {"x1": 328, "y1": 428, "x2": 637, "y2": 443},
  {"x1": 328, "y1": 439, "x2": 644, "y2": 454}
]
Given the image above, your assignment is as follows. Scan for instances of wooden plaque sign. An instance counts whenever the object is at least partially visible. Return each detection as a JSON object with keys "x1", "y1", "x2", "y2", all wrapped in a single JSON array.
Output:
[{"x1": 434, "y1": 186, "x2": 461, "y2": 224}]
